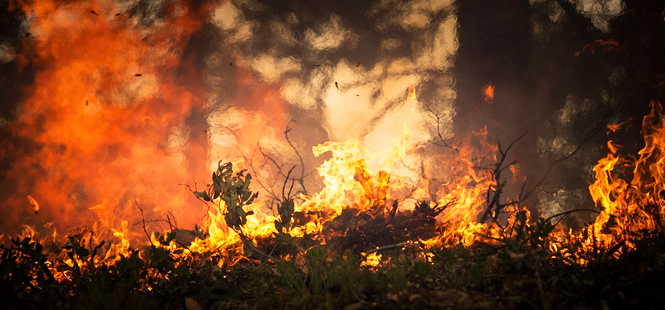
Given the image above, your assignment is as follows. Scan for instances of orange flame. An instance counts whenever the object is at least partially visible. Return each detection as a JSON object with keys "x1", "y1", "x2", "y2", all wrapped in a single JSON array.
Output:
[
  {"x1": 3, "y1": 0, "x2": 210, "y2": 248},
  {"x1": 607, "y1": 140, "x2": 622, "y2": 154},
  {"x1": 606, "y1": 117, "x2": 633, "y2": 133},
  {"x1": 575, "y1": 39, "x2": 622, "y2": 56},
  {"x1": 483, "y1": 82, "x2": 495, "y2": 103},
  {"x1": 585, "y1": 101, "x2": 665, "y2": 253},
  {"x1": 27, "y1": 195, "x2": 40, "y2": 214},
  {"x1": 11, "y1": 1, "x2": 661, "y2": 274}
]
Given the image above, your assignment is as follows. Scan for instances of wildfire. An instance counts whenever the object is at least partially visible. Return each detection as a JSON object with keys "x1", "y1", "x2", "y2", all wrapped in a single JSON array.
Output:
[
  {"x1": 3, "y1": 0, "x2": 210, "y2": 257},
  {"x1": 584, "y1": 101, "x2": 665, "y2": 253},
  {"x1": 189, "y1": 99, "x2": 665, "y2": 262},
  {"x1": 3, "y1": 0, "x2": 665, "y2": 284}
]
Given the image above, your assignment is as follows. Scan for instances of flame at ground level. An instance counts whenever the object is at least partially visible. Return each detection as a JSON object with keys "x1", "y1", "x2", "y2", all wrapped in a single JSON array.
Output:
[
  {"x1": 2, "y1": 0, "x2": 663, "y2": 274},
  {"x1": 9, "y1": 100, "x2": 665, "y2": 271},
  {"x1": 177, "y1": 100, "x2": 665, "y2": 267},
  {"x1": 583, "y1": 101, "x2": 665, "y2": 253}
]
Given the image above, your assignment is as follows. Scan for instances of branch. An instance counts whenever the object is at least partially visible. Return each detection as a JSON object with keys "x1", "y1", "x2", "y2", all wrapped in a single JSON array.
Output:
[
  {"x1": 135, "y1": 200, "x2": 157, "y2": 247},
  {"x1": 545, "y1": 208, "x2": 601, "y2": 226},
  {"x1": 285, "y1": 120, "x2": 308, "y2": 195},
  {"x1": 424, "y1": 103, "x2": 453, "y2": 149},
  {"x1": 245, "y1": 148, "x2": 280, "y2": 202},
  {"x1": 480, "y1": 133, "x2": 527, "y2": 224},
  {"x1": 364, "y1": 240, "x2": 419, "y2": 256}
]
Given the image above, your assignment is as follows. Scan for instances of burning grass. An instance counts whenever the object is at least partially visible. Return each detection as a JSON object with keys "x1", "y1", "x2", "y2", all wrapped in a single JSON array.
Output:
[
  {"x1": 2, "y1": 214, "x2": 665, "y2": 309},
  {"x1": 3, "y1": 0, "x2": 664, "y2": 308},
  {"x1": 2, "y1": 102, "x2": 665, "y2": 309}
]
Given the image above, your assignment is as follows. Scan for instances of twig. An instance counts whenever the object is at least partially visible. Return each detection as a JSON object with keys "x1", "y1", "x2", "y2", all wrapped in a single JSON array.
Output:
[
  {"x1": 135, "y1": 200, "x2": 156, "y2": 246},
  {"x1": 607, "y1": 239, "x2": 626, "y2": 257},
  {"x1": 245, "y1": 148, "x2": 280, "y2": 202},
  {"x1": 235, "y1": 231, "x2": 278, "y2": 263},
  {"x1": 473, "y1": 232, "x2": 504, "y2": 242},
  {"x1": 545, "y1": 208, "x2": 601, "y2": 226},
  {"x1": 480, "y1": 133, "x2": 527, "y2": 224},
  {"x1": 364, "y1": 241, "x2": 418, "y2": 256},
  {"x1": 424, "y1": 103, "x2": 454, "y2": 149},
  {"x1": 285, "y1": 120, "x2": 308, "y2": 195},
  {"x1": 282, "y1": 165, "x2": 296, "y2": 200}
]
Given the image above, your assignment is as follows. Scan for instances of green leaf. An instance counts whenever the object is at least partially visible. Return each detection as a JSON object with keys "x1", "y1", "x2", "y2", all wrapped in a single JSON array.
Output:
[
  {"x1": 213, "y1": 172, "x2": 222, "y2": 192},
  {"x1": 194, "y1": 191, "x2": 210, "y2": 201}
]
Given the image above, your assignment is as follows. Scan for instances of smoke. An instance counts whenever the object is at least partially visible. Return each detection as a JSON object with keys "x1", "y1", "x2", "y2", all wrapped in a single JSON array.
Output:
[
  {"x1": 204, "y1": 0, "x2": 458, "y2": 167},
  {"x1": 0, "y1": 0, "x2": 637, "y2": 240},
  {"x1": 0, "y1": 0, "x2": 462, "y2": 241},
  {"x1": 0, "y1": 0, "x2": 210, "y2": 239}
]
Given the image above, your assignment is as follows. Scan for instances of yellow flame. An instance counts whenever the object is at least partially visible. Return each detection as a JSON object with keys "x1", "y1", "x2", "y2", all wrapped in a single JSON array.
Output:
[
  {"x1": 361, "y1": 252, "x2": 382, "y2": 268},
  {"x1": 27, "y1": 195, "x2": 40, "y2": 213},
  {"x1": 583, "y1": 101, "x2": 665, "y2": 253}
]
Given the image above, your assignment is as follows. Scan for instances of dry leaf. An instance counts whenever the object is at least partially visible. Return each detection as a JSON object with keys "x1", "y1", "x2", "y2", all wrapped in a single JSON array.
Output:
[{"x1": 185, "y1": 297, "x2": 203, "y2": 310}]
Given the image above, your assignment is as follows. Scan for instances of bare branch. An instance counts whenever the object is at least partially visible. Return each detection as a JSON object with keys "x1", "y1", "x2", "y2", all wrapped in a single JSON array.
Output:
[
  {"x1": 285, "y1": 120, "x2": 308, "y2": 195},
  {"x1": 424, "y1": 103, "x2": 453, "y2": 149},
  {"x1": 545, "y1": 208, "x2": 601, "y2": 227},
  {"x1": 135, "y1": 200, "x2": 156, "y2": 247}
]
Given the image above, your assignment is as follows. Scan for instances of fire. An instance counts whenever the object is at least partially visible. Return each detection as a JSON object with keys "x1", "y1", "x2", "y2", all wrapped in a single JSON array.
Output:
[
  {"x1": 2, "y1": 0, "x2": 518, "y2": 271},
  {"x1": 606, "y1": 117, "x2": 633, "y2": 133},
  {"x1": 607, "y1": 140, "x2": 622, "y2": 154},
  {"x1": 361, "y1": 252, "x2": 382, "y2": 268},
  {"x1": 27, "y1": 195, "x2": 40, "y2": 214},
  {"x1": 483, "y1": 81, "x2": 495, "y2": 102},
  {"x1": 4, "y1": 1, "x2": 664, "y2": 282},
  {"x1": 171, "y1": 85, "x2": 512, "y2": 266},
  {"x1": 2, "y1": 0, "x2": 210, "y2": 252},
  {"x1": 583, "y1": 101, "x2": 665, "y2": 253}
]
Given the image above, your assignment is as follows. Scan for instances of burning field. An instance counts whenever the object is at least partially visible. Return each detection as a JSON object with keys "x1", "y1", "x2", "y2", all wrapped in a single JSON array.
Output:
[{"x1": 1, "y1": 0, "x2": 664, "y2": 309}]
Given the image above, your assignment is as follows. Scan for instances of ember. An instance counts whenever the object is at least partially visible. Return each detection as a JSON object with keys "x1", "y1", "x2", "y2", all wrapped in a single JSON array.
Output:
[{"x1": 483, "y1": 81, "x2": 494, "y2": 102}]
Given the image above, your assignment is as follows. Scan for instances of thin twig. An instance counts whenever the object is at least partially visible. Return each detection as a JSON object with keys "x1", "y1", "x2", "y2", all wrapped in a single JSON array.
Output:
[
  {"x1": 365, "y1": 241, "x2": 418, "y2": 256},
  {"x1": 135, "y1": 200, "x2": 156, "y2": 246},
  {"x1": 285, "y1": 120, "x2": 308, "y2": 195},
  {"x1": 545, "y1": 208, "x2": 601, "y2": 226},
  {"x1": 424, "y1": 103, "x2": 453, "y2": 149}
]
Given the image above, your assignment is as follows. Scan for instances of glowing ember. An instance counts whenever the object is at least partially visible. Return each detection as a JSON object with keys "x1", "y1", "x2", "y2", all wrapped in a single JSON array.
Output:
[
  {"x1": 361, "y1": 252, "x2": 382, "y2": 268},
  {"x1": 483, "y1": 81, "x2": 495, "y2": 102},
  {"x1": 575, "y1": 38, "x2": 622, "y2": 56}
]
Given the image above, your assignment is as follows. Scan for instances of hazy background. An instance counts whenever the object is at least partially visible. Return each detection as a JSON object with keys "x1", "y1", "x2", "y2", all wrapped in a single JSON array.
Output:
[{"x1": 0, "y1": 0, "x2": 662, "y2": 237}]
